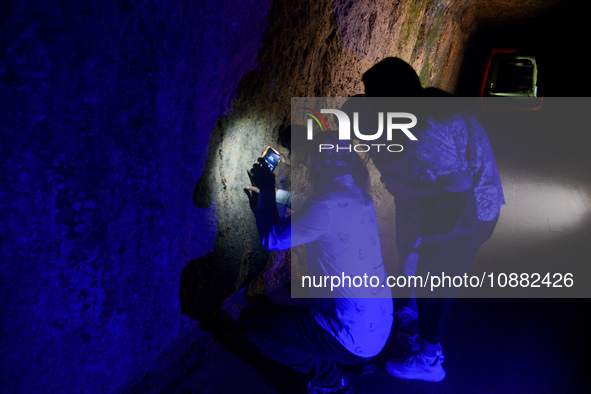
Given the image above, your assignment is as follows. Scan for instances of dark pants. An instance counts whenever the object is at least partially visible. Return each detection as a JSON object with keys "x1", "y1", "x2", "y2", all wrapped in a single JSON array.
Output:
[
  {"x1": 416, "y1": 216, "x2": 499, "y2": 344},
  {"x1": 239, "y1": 304, "x2": 366, "y2": 387}
]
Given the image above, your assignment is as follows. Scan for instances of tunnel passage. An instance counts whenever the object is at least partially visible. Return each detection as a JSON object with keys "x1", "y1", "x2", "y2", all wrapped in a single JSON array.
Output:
[
  {"x1": 185, "y1": 0, "x2": 481, "y2": 325},
  {"x1": 458, "y1": 0, "x2": 591, "y2": 97},
  {"x1": 2, "y1": 0, "x2": 589, "y2": 392},
  {"x1": 185, "y1": 0, "x2": 589, "y2": 322}
]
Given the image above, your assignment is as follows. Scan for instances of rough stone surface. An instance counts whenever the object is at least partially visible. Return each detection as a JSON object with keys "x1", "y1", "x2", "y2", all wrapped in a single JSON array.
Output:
[
  {"x1": 1, "y1": 0, "x2": 270, "y2": 391},
  {"x1": 0, "y1": 0, "x2": 572, "y2": 391}
]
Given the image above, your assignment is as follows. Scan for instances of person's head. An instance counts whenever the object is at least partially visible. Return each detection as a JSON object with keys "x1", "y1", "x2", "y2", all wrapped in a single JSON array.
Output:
[
  {"x1": 277, "y1": 124, "x2": 311, "y2": 167},
  {"x1": 312, "y1": 130, "x2": 355, "y2": 177},
  {"x1": 276, "y1": 124, "x2": 292, "y2": 164},
  {"x1": 310, "y1": 130, "x2": 371, "y2": 196},
  {"x1": 362, "y1": 57, "x2": 422, "y2": 97}
]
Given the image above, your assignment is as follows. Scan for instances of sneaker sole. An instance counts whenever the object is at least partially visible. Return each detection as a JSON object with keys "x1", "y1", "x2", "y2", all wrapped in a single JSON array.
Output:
[{"x1": 385, "y1": 365, "x2": 446, "y2": 382}]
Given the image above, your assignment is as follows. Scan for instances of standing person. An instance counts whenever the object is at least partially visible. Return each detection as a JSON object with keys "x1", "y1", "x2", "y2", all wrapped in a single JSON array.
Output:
[
  {"x1": 361, "y1": 57, "x2": 504, "y2": 382},
  {"x1": 241, "y1": 131, "x2": 393, "y2": 393}
]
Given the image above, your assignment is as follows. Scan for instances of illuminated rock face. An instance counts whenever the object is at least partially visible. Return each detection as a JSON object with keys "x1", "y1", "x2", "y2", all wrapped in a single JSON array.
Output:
[{"x1": 0, "y1": 0, "x2": 566, "y2": 391}]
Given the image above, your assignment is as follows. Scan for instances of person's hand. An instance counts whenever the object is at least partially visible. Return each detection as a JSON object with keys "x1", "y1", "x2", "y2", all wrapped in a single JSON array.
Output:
[
  {"x1": 244, "y1": 158, "x2": 275, "y2": 210},
  {"x1": 248, "y1": 158, "x2": 275, "y2": 190},
  {"x1": 244, "y1": 184, "x2": 259, "y2": 210}
]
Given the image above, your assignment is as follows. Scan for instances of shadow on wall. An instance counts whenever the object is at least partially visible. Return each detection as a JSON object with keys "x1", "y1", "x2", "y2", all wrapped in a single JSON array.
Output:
[{"x1": 181, "y1": 70, "x2": 281, "y2": 321}]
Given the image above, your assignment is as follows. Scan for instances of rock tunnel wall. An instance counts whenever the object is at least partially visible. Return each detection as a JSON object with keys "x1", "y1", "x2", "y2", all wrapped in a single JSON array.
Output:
[
  {"x1": 1, "y1": 0, "x2": 271, "y2": 391},
  {"x1": 0, "y1": 0, "x2": 564, "y2": 391}
]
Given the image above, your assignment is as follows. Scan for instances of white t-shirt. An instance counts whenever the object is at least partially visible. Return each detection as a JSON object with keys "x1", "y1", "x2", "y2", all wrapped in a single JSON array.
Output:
[{"x1": 254, "y1": 175, "x2": 393, "y2": 357}]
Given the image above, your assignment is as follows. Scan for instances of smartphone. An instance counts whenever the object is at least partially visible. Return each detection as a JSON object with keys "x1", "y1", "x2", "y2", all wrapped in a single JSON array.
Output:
[{"x1": 262, "y1": 146, "x2": 281, "y2": 172}]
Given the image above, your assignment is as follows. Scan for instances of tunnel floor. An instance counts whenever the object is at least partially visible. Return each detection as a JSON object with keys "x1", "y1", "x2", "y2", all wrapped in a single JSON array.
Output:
[{"x1": 129, "y1": 298, "x2": 586, "y2": 393}]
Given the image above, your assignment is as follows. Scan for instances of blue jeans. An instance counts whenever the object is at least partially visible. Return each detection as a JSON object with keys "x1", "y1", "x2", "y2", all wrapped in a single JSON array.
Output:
[
  {"x1": 239, "y1": 304, "x2": 366, "y2": 387},
  {"x1": 416, "y1": 216, "x2": 499, "y2": 344}
]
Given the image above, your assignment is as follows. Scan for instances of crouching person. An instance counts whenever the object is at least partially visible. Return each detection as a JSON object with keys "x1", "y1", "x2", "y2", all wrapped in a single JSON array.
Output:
[{"x1": 241, "y1": 131, "x2": 393, "y2": 393}]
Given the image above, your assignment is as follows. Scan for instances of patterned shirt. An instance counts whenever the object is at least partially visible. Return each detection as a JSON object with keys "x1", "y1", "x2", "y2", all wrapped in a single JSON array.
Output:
[
  {"x1": 411, "y1": 111, "x2": 505, "y2": 221},
  {"x1": 375, "y1": 110, "x2": 505, "y2": 223},
  {"x1": 254, "y1": 175, "x2": 393, "y2": 357}
]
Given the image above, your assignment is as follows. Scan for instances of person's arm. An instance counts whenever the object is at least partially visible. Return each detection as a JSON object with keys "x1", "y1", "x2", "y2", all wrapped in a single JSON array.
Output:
[
  {"x1": 245, "y1": 187, "x2": 307, "y2": 210},
  {"x1": 253, "y1": 186, "x2": 288, "y2": 250},
  {"x1": 397, "y1": 115, "x2": 473, "y2": 196},
  {"x1": 254, "y1": 194, "x2": 328, "y2": 250},
  {"x1": 275, "y1": 189, "x2": 291, "y2": 206},
  {"x1": 381, "y1": 170, "x2": 472, "y2": 196},
  {"x1": 276, "y1": 189, "x2": 308, "y2": 211},
  {"x1": 245, "y1": 159, "x2": 327, "y2": 250},
  {"x1": 436, "y1": 170, "x2": 473, "y2": 192}
]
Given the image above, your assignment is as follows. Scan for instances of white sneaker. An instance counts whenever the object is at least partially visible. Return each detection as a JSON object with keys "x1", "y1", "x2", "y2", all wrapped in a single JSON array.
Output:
[{"x1": 385, "y1": 346, "x2": 446, "y2": 382}]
